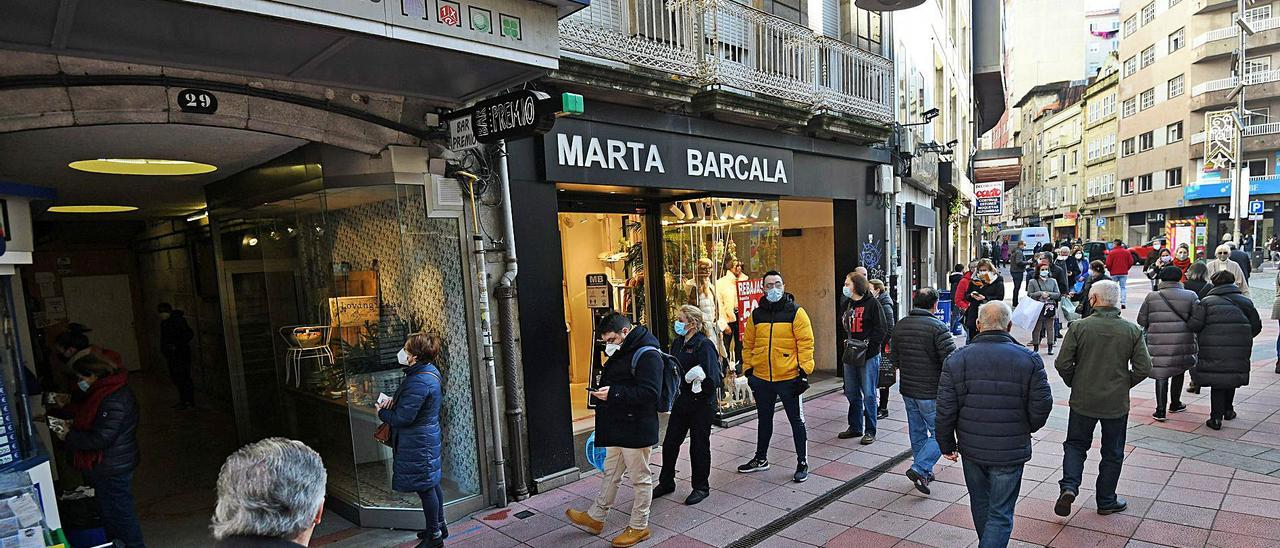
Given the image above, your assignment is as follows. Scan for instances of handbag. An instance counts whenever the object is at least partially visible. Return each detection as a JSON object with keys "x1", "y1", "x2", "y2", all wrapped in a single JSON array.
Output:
[
  {"x1": 373, "y1": 370, "x2": 441, "y2": 447},
  {"x1": 877, "y1": 359, "x2": 896, "y2": 388},
  {"x1": 842, "y1": 338, "x2": 870, "y2": 368},
  {"x1": 1040, "y1": 299, "x2": 1058, "y2": 318}
]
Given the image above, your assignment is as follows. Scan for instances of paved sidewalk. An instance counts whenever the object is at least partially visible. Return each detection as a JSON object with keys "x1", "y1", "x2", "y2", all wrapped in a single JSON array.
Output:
[{"x1": 320, "y1": 269, "x2": 1280, "y2": 547}]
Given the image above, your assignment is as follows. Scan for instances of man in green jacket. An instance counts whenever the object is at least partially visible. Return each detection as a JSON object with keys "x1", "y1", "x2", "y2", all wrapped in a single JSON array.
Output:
[{"x1": 1053, "y1": 280, "x2": 1151, "y2": 518}]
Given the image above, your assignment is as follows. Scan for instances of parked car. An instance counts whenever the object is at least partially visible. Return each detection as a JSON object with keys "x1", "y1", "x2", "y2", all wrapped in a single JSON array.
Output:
[
  {"x1": 1082, "y1": 241, "x2": 1108, "y2": 263},
  {"x1": 1128, "y1": 238, "x2": 1167, "y2": 263}
]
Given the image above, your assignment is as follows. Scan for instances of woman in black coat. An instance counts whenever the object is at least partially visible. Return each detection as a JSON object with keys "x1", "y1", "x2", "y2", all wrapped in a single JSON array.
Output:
[
  {"x1": 964, "y1": 259, "x2": 1004, "y2": 340},
  {"x1": 655, "y1": 305, "x2": 723, "y2": 506},
  {"x1": 1073, "y1": 260, "x2": 1110, "y2": 319},
  {"x1": 1183, "y1": 261, "x2": 1212, "y2": 297},
  {"x1": 1188, "y1": 270, "x2": 1262, "y2": 430}
]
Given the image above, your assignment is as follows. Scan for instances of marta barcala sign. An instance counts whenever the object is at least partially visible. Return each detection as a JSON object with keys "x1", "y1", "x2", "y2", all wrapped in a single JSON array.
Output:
[{"x1": 543, "y1": 118, "x2": 794, "y2": 193}]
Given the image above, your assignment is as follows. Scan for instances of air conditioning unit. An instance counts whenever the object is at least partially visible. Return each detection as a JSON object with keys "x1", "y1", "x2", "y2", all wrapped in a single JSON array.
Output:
[
  {"x1": 899, "y1": 130, "x2": 916, "y2": 156},
  {"x1": 874, "y1": 165, "x2": 894, "y2": 194}
]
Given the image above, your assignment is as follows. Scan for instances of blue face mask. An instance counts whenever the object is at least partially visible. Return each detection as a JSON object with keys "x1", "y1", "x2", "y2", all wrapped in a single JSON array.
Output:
[
  {"x1": 77, "y1": 379, "x2": 91, "y2": 392},
  {"x1": 842, "y1": 286, "x2": 853, "y2": 299},
  {"x1": 766, "y1": 287, "x2": 784, "y2": 303},
  {"x1": 673, "y1": 321, "x2": 688, "y2": 336}
]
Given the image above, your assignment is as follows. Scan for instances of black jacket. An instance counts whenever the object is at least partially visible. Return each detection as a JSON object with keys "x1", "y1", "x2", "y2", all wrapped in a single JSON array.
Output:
[
  {"x1": 1009, "y1": 250, "x2": 1028, "y2": 274},
  {"x1": 592, "y1": 326, "x2": 663, "y2": 448},
  {"x1": 1188, "y1": 285, "x2": 1261, "y2": 389},
  {"x1": 1074, "y1": 273, "x2": 1111, "y2": 318},
  {"x1": 65, "y1": 386, "x2": 140, "y2": 476},
  {"x1": 936, "y1": 331, "x2": 1053, "y2": 466},
  {"x1": 1184, "y1": 279, "x2": 1211, "y2": 297},
  {"x1": 876, "y1": 292, "x2": 896, "y2": 338},
  {"x1": 1230, "y1": 249, "x2": 1252, "y2": 280},
  {"x1": 160, "y1": 310, "x2": 194, "y2": 362},
  {"x1": 1068, "y1": 258, "x2": 1089, "y2": 291},
  {"x1": 843, "y1": 294, "x2": 887, "y2": 358},
  {"x1": 670, "y1": 331, "x2": 722, "y2": 410},
  {"x1": 963, "y1": 274, "x2": 1005, "y2": 332},
  {"x1": 889, "y1": 309, "x2": 957, "y2": 400},
  {"x1": 1050, "y1": 260, "x2": 1071, "y2": 297}
]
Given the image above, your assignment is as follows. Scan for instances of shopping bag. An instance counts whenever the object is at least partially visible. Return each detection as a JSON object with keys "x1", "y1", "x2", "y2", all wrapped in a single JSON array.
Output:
[
  {"x1": 1059, "y1": 297, "x2": 1080, "y2": 321},
  {"x1": 1011, "y1": 299, "x2": 1045, "y2": 332}
]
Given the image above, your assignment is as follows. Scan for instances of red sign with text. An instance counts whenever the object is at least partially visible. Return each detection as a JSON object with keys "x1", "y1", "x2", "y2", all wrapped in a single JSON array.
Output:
[{"x1": 736, "y1": 278, "x2": 763, "y2": 341}]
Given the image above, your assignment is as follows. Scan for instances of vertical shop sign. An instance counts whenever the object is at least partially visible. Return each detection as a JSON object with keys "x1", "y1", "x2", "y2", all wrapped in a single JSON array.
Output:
[
  {"x1": 736, "y1": 279, "x2": 763, "y2": 340},
  {"x1": 974, "y1": 181, "x2": 1004, "y2": 216},
  {"x1": 586, "y1": 273, "x2": 611, "y2": 408},
  {"x1": 1204, "y1": 110, "x2": 1237, "y2": 172}
]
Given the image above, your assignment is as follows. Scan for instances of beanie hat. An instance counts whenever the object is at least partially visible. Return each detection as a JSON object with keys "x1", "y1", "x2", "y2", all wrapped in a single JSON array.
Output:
[{"x1": 1158, "y1": 265, "x2": 1184, "y2": 282}]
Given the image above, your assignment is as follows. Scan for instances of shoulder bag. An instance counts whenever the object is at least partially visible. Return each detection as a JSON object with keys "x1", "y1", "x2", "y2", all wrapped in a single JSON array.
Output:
[{"x1": 374, "y1": 370, "x2": 441, "y2": 447}]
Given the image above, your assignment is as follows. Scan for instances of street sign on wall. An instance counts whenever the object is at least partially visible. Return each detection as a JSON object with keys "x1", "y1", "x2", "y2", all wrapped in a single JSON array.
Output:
[
  {"x1": 974, "y1": 181, "x2": 1004, "y2": 216},
  {"x1": 1204, "y1": 110, "x2": 1238, "y2": 173}
]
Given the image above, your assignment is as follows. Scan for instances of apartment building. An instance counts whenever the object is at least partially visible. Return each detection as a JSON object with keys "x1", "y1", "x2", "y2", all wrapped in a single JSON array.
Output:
[
  {"x1": 1002, "y1": 82, "x2": 1087, "y2": 233},
  {"x1": 1041, "y1": 101, "x2": 1087, "y2": 239},
  {"x1": 1083, "y1": 57, "x2": 1123, "y2": 240}
]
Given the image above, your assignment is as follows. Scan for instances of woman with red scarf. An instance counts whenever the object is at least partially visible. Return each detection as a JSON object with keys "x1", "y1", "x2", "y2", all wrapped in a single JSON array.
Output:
[
  {"x1": 50, "y1": 354, "x2": 143, "y2": 547},
  {"x1": 1172, "y1": 244, "x2": 1193, "y2": 280}
]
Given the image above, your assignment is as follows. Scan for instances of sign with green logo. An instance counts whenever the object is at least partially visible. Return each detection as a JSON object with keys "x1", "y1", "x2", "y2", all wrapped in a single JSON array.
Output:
[
  {"x1": 470, "y1": 7, "x2": 492, "y2": 33},
  {"x1": 500, "y1": 14, "x2": 521, "y2": 40}
]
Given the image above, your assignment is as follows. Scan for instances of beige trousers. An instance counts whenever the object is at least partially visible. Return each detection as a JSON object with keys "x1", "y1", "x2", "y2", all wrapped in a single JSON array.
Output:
[{"x1": 588, "y1": 446, "x2": 653, "y2": 529}]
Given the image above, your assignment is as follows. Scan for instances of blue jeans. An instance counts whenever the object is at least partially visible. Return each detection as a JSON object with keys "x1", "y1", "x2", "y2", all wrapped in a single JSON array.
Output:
[
  {"x1": 842, "y1": 355, "x2": 879, "y2": 436},
  {"x1": 1113, "y1": 274, "x2": 1128, "y2": 305},
  {"x1": 91, "y1": 471, "x2": 145, "y2": 548},
  {"x1": 749, "y1": 375, "x2": 807, "y2": 462},
  {"x1": 962, "y1": 459, "x2": 1023, "y2": 548},
  {"x1": 1059, "y1": 410, "x2": 1127, "y2": 508},
  {"x1": 903, "y1": 397, "x2": 942, "y2": 479}
]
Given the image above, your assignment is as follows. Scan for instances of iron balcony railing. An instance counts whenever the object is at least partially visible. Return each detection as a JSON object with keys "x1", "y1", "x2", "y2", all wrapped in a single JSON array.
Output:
[{"x1": 558, "y1": 0, "x2": 893, "y2": 122}]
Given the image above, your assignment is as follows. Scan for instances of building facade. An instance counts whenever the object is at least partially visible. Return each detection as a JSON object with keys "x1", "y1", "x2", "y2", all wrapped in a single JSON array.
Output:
[
  {"x1": 1083, "y1": 58, "x2": 1123, "y2": 240},
  {"x1": 1041, "y1": 101, "x2": 1086, "y2": 239}
]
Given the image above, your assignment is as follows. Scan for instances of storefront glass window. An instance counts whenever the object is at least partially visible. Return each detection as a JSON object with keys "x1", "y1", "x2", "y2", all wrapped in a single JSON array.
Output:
[
  {"x1": 660, "y1": 198, "x2": 779, "y2": 416},
  {"x1": 215, "y1": 183, "x2": 481, "y2": 516}
]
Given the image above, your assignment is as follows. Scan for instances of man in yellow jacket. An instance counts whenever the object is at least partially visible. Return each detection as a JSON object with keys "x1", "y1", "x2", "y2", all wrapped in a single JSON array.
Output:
[{"x1": 737, "y1": 270, "x2": 816, "y2": 483}]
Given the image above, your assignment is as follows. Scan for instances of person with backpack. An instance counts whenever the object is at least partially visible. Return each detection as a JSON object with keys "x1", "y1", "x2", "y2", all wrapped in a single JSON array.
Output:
[
  {"x1": 655, "y1": 305, "x2": 722, "y2": 506},
  {"x1": 566, "y1": 312, "x2": 664, "y2": 548},
  {"x1": 736, "y1": 271, "x2": 816, "y2": 483}
]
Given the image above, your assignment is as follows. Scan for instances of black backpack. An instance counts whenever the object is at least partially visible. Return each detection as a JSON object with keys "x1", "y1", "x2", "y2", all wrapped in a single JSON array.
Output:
[{"x1": 631, "y1": 346, "x2": 682, "y2": 413}]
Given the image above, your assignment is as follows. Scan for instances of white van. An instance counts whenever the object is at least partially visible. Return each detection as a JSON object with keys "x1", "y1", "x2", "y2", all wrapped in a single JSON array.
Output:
[{"x1": 996, "y1": 227, "x2": 1052, "y2": 259}]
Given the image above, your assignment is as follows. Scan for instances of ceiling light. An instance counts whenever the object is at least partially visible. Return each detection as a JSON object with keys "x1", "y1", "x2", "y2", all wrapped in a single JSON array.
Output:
[
  {"x1": 186, "y1": 211, "x2": 208, "y2": 222},
  {"x1": 244, "y1": 234, "x2": 260, "y2": 247},
  {"x1": 69, "y1": 158, "x2": 217, "y2": 176},
  {"x1": 670, "y1": 204, "x2": 686, "y2": 220},
  {"x1": 48, "y1": 205, "x2": 139, "y2": 214}
]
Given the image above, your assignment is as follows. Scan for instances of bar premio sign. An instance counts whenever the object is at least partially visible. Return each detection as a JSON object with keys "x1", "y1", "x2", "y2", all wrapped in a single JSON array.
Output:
[{"x1": 543, "y1": 119, "x2": 794, "y2": 192}]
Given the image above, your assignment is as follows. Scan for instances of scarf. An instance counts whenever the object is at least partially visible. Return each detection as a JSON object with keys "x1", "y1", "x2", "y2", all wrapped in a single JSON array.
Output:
[
  {"x1": 1173, "y1": 257, "x2": 1191, "y2": 280},
  {"x1": 71, "y1": 370, "x2": 129, "y2": 471}
]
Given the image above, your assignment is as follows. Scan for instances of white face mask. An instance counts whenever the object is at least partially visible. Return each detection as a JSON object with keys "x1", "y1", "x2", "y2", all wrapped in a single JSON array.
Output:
[
  {"x1": 396, "y1": 348, "x2": 411, "y2": 366},
  {"x1": 604, "y1": 343, "x2": 621, "y2": 356}
]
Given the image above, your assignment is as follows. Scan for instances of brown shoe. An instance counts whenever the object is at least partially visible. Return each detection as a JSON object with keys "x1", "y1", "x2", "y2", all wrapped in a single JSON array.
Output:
[
  {"x1": 565, "y1": 509, "x2": 604, "y2": 535},
  {"x1": 611, "y1": 527, "x2": 651, "y2": 547}
]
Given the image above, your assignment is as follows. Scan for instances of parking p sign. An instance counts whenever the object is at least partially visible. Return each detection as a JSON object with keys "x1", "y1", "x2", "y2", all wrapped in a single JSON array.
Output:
[
  {"x1": 1250, "y1": 200, "x2": 1264, "y2": 216},
  {"x1": 1096, "y1": 218, "x2": 1106, "y2": 228}
]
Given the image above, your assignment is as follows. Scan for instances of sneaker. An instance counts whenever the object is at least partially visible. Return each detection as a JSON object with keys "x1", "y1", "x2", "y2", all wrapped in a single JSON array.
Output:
[
  {"x1": 1153, "y1": 410, "x2": 1167, "y2": 422},
  {"x1": 877, "y1": 409, "x2": 889, "y2": 419},
  {"x1": 837, "y1": 429, "x2": 863, "y2": 440},
  {"x1": 1097, "y1": 498, "x2": 1129, "y2": 515},
  {"x1": 684, "y1": 490, "x2": 709, "y2": 505},
  {"x1": 1054, "y1": 490, "x2": 1076, "y2": 517},
  {"x1": 1187, "y1": 385, "x2": 1201, "y2": 394},
  {"x1": 794, "y1": 461, "x2": 809, "y2": 483},
  {"x1": 565, "y1": 509, "x2": 604, "y2": 535},
  {"x1": 1169, "y1": 403, "x2": 1187, "y2": 413},
  {"x1": 860, "y1": 434, "x2": 876, "y2": 445},
  {"x1": 906, "y1": 469, "x2": 932, "y2": 495},
  {"x1": 737, "y1": 458, "x2": 770, "y2": 473},
  {"x1": 610, "y1": 527, "x2": 651, "y2": 548},
  {"x1": 653, "y1": 482, "x2": 675, "y2": 499}
]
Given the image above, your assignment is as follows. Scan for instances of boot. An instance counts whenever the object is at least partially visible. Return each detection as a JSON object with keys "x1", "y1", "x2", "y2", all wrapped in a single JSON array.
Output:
[
  {"x1": 1047, "y1": 344, "x2": 1054, "y2": 356},
  {"x1": 611, "y1": 527, "x2": 652, "y2": 547},
  {"x1": 566, "y1": 509, "x2": 604, "y2": 535}
]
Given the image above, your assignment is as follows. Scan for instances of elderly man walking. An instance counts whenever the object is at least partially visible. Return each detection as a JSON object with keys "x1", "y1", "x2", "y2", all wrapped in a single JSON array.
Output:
[
  {"x1": 1054, "y1": 280, "x2": 1152, "y2": 517},
  {"x1": 889, "y1": 287, "x2": 956, "y2": 494},
  {"x1": 937, "y1": 302, "x2": 1053, "y2": 548},
  {"x1": 211, "y1": 438, "x2": 328, "y2": 548}
]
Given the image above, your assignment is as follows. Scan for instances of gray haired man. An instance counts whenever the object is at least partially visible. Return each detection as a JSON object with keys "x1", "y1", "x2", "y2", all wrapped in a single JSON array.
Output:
[{"x1": 211, "y1": 438, "x2": 327, "y2": 547}]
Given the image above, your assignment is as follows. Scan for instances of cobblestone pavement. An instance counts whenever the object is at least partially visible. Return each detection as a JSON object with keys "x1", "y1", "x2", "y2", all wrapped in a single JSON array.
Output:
[{"x1": 320, "y1": 267, "x2": 1280, "y2": 548}]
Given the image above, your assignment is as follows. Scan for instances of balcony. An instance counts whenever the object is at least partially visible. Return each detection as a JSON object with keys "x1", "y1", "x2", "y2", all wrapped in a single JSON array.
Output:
[
  {"x1": 558, "y1": 0, "x2": 893, "y2": 125},
  {"x1": 1188, "y1": 122, "x2": 1280, "y2": 156},
  {"x1": 1190, "y1": 69, "x2": 1280, "y2": 111},
  {"x1": 1191, "y1": 17, "x2": 1280, "y2": 63}
]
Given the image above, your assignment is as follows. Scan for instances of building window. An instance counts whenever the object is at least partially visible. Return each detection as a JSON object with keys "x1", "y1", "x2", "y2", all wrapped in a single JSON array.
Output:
[
  {"x1": 1238, "y1": 6, "x2": 1274, "y2": 23},
  {"x1": 1103, "y1": 134, "x2": 1116, "y2": 155},
  {"x1": 1246, "y1": 56, "x2": 1271, "y2": 77},
  {"x1": 1123, "y1": 98, "x2": 1137, "y2": 117},
  {"x1": 1139, "y1": 131, "x2": 1155, "y2": 151},
  {"x1": 1122, "y1": 137, "x2": 1136, "y2": 156},
  {"x1": 1104, "y1": 174, "x2": 1117, "y2": 194},
  {"x1": 1167, "y1": 167, "x2": 1183, "y2": 188},
  {"x1": 1087, "y1": 177, "x2": 1098, "y2": 197},
  {"x1": 1245, "y1": 107, "x2": 1270, "y2": 126},
  {"x1": 1141, "y1": 88, "x2": 1155, "y2": 110},
  {"x1": 1122, "y1": 177, "x2": 1135, "y2": 195},
  {"x1": 1071, "y1": 150, "x2": 1079, "y2": 170},
  {"x1": 1139, "y1": 173, "x2": 1154, "y2": 192},
  {"x1": 1141, "y1": 2, "x2": 1156, "y2": 25},
  {"x1": 1124, "y1": 16, "x2": 1137, "y2": 36},
  {"x1": 1167, "y1": 121, "x2": 1183, "y2": 142},
  {"x1": 1169, "y1": 0, "x2": 1182, "y2": 6},
  {"x1": 1104, "y1": 93, "x2": 1116, "y2": 116},
  {"x1": 1124, "y1": 56, "x2": 1138, "y2": 77},
  {"x1": 1168, "y1": 74, "x2": 1184, "y2": 97},
  {"x1": 843, "y1": 6, "x2": 884, "y2": 53},
  {"x1": 1169, "y1": 28, "x2": 1184, "y2": 52},
  {"x1": 1245, "y1": 158, "x2": 1268, "y2": 176},
  {"x1": 1141, "y1": 46, "x2": 1156, "y2": 68}
]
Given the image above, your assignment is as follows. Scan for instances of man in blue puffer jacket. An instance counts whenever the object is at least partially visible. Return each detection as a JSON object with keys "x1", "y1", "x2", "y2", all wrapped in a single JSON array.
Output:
[{"x1": 937, "y1": 301, "x2": 1053, "y2": 548}]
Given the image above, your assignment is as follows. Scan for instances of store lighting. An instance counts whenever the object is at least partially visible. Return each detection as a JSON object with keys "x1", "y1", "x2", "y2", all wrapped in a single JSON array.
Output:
[
  {"x1": 186, "y1": 211, "x2": 208, "y2": 222},
  {"x1": 244, "y1": 234, "x2": 260, "y2": 247},
  {"x1": 47, "y1": 205, "x2": 138, "y2": 214},
  {"x1": 68, "y1": 158, "x2": 217, "y2": 176},
  {"x1": 714, "y1": 201, "x2": 726, "y2": 220},
  {"x1": 749, "y1": 201, "x2": 764, "y2": 219},
  {"x1": 669, "y1": 204, "x2": 686, "y2": 220},
  {"x1": 736, "y1": 200, "x2": 748, "y2": 219},
  {"x1": 682, "y1": 202, "x2": 695, "y2": 220}
]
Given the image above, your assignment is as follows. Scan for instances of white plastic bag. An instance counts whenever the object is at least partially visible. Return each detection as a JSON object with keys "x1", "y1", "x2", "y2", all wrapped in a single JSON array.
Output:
[
  {"x1": 1011, "y1": 299, "x2": 1046, "y2": 332},
  {"x1": 1059, "y1": 297, "x2": 1080, "y2": 321}
]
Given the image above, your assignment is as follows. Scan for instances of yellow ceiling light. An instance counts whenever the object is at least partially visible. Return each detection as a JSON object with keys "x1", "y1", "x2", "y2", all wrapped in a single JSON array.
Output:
[
  {"x1": 47, "y1": 205, "x2": 139, "y2": 214},
  {"x1": 68, "y1": 158, "x2": 217, "y2": 176}
]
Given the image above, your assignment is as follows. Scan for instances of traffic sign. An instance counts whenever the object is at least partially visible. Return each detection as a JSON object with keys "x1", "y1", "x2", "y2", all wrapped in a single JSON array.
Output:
[
  {"x1": 1249, "y1": 200, "x2": 1264, "y2": 216},
  {"x1": 1096, "y1": 218, "x2": 1106, "y2": 228}
]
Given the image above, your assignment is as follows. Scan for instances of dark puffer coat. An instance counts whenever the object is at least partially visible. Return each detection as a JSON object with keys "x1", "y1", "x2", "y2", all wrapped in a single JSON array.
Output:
[
  {"x1": 936, "y1": 331, "x2": 1053, "y2": 467},
  {"x1": 592, "y1": 326, "x2": 663, "y2": 448},
  {"x1": 670, "y1": 331, "x2": 722, "y2": 411},
  {"x1": 963, "y1": 273, "x2": 1005, "y2": 334},
  {"x1": 379, "y1": 362, "x2": 443, "y2": 492},
  {"x1": 64, "y1": 386, "x2": 140, "y2": 476},
  {"x1": 1136, "y1": 281, "x2": 1199, "y2": 379},
  {"x1": 1188, "y1": 285, "x2": 1262, "y2": 388},
  {"x1": 888, "y1": 309, "x2": 956, "y2": 400}
]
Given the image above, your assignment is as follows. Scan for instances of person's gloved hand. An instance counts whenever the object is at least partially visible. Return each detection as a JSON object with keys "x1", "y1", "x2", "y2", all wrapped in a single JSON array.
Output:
[{"x1": 685, "y1": 366, "x2": 706, "y2": 393}]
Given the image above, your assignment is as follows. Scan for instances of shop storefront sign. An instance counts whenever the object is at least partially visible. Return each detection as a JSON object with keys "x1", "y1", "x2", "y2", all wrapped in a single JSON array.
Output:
[
  {"x1": 736, "y1": 279, "x2": 764, "y2": 340},
  {"x1": 544, "y1": 119, "x2": 794, "y2": 192},
  {"x1": 974, "y1": 181, "x2": 1004, "y2": 216},
  {"x1": 449, "y1": 90, "x2": 557, "y2": 146},
  {"x1": 328, "y1": 296, "x2": 379, "y2": 327},
  {"x1": 585, "y1": 274, "x2": 610, "y2": 309}
]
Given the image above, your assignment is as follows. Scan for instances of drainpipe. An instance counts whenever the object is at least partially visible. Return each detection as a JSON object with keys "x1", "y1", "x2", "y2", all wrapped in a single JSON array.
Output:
[
  {"x1": 494, "y1": 140, "x2": 531, "y2": 500},
  {"x1": 463, "y1": 173, "x2": 509, "y2": 508}
]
